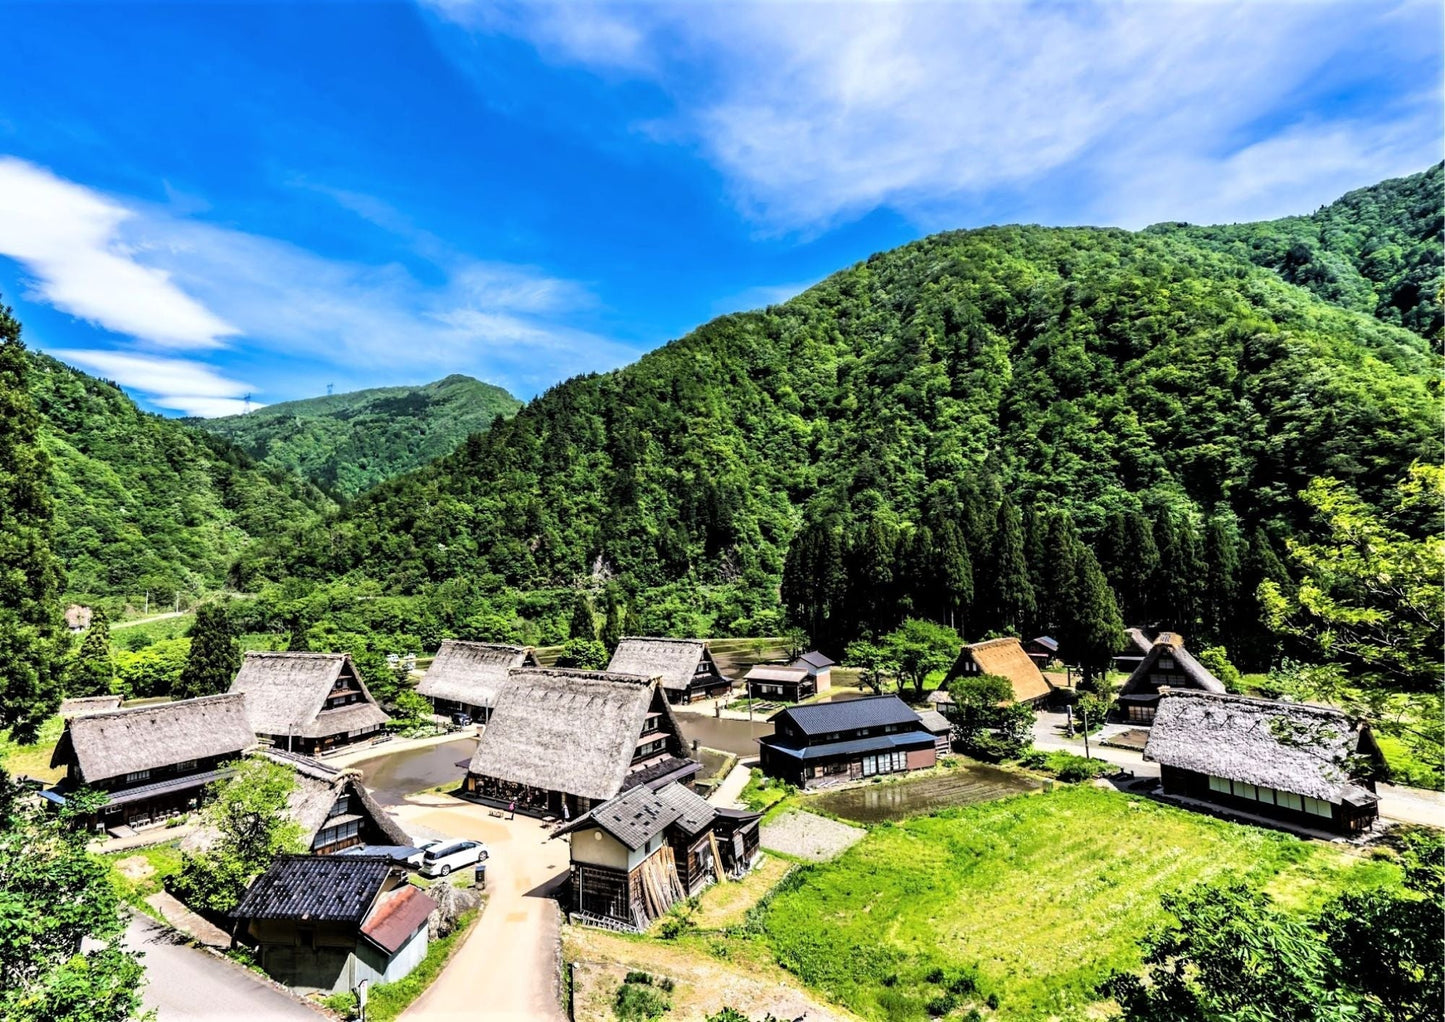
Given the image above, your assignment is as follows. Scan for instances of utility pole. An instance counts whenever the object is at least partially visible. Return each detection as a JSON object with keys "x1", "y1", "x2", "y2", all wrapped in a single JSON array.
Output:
[
  {"x1": 143, "y1": 590, "x2": 149, "y2": 615},
  {"x1": 1081, "y1": 704, "x2": 1091, "y2": 760}
]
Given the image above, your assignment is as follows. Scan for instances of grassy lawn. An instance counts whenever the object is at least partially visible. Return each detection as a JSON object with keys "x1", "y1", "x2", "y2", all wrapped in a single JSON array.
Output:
[
  {"x1": 740, "y1": 785, "x2": 1401, "y2": 1022},
  {"x1": 102, "y1": 842, "x2": 185, "y2": 917},
  {"x1": 738, "y1": 768, "x2": 792, "y2": 815},
  {"x1": 691, "y1": 855, "x2": 793, "y2": 930},
  {"x1": 0, "y1": 715, "x2": 65, "y2": 783},
  {"x1": 1376, "y1": 732, "x2": 1443, "y2": 790}
]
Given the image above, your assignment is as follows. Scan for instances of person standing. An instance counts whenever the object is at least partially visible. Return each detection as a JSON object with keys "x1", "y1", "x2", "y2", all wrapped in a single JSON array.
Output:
[{"x1": 508, "y1": 799, "x2": 516, "y2": 820}]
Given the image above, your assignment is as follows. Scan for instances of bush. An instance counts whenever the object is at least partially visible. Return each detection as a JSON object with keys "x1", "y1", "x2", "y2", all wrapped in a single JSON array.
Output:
[
  {"x1": 614, "y1": 979, "x2": 670, "y2": 1021},
  {"x1": 926, "y1": 993, "x2": 958, "y2": 1016}
]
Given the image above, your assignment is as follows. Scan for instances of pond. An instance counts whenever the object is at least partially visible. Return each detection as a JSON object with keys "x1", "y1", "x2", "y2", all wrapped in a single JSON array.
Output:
[
  {"x1": 805, "y1": 764, "x2": 1041, "y2": 824},
  {"x1": 359, "y1": 736, "x2": 477, "y2": 805}
]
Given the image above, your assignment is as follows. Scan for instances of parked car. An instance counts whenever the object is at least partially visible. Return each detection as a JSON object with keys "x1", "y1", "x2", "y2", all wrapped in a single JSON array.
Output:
[
  {"x1": 420, "y1": 839, "x2": 488, "y2": 877},
  {"x1": 450, "y1": 711, "x2": 473, "y2": 726}
]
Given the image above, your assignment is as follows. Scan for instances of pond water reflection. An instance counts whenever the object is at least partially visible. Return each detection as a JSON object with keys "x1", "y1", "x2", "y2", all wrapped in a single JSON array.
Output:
[{"x1": 806, "y1": 764, "x2": 1040, "y2": 823}]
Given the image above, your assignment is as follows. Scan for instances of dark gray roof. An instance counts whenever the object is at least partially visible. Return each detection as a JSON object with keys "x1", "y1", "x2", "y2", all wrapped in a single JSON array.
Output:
[
  {"x1": 770, "y1": 694, "x2": 921, "y2": 736},
  {"x1": 233, "y1": 855, "x2": 391, "y2": 923},
  {"x1": 760, "y1": 730, "x2": 935, "y2": 761},
  {"x1": 917, "y1": 709, "x2": 952, "y2": 734},
  {"x1": 1144, "y1": 690, "x2": 1385, "y2": 802},
  {"x1": 793, "y1": 651, "x2": 835, "y2": 670},
  {"x1": 652, "y1": 781, "x2": 716, "y2": 834},
  {"x1": 559, "y1": 783, "x2": 682, "y2": 850}
]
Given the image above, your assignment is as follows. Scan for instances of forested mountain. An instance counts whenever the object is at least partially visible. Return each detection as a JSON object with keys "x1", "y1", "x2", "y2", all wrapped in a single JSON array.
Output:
[
  {"x1": 1156, "y1": 162, "x2": 1443, "y2": 340},
  {"x1": 29, "y1": 353, "x2": 332, "y2": 600},
  {"x1": 190, "y1": 374, "x2": 520, "y2": 499},
  {"x1": 242, "y1": 167, "x2": 1441, "y2": 668}
]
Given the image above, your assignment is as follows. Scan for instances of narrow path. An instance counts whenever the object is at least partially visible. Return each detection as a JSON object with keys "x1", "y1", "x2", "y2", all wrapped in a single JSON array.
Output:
[
  {"x1": 709, "y1": 763, "x2": 753, "y2": 809},
  {"x1": 112, "y1": 610, "x2": 188, "y2": 629}
]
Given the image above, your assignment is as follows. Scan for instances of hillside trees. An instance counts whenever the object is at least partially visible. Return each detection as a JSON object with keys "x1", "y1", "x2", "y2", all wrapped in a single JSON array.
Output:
[
  {"x1": 66, "y1": 608, "x2": 114, "y2": 697},
  {"x1": 0, "y1": 310, "x2": 66, "y2": 740},
  {"x1": 174, "y1": 601, "x2": 242, "y2": 700}
]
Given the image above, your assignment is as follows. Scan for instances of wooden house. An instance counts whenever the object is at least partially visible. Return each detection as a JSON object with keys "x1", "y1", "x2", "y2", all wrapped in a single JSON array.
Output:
[
  {"x1": 790, "y1": 651, "x2": 834, "y2": 691},
  {"x1": 463, "y1": 669, "x2": 699, "y2": 817},
  {"x1": 744, "y1": 665, "x2": 814, "y2": 702},
  {"x1": 229, "y1": 652, "x2": 389, "y2": 755},
  {"x1": 607, "y1": 637, "x2": 732, "y2": 704},
  {"x1": 944, "y1": 637, "x2": 1054, "y2": 706},
  {"x1": 1022, "y1": 636, "x2": 1059, "y2": 668},
  {"x1": 758, "y1": 695, "x2": 936, "y2": 789},
  {"x1": 712, "y1": 807, "x2": 763, "y2": 877},
  {"x1": 1116, "y1": 638, "x2": 1225, "y2": 723},
  {"x1": 917, "y1": 708, "x2": 954, "y2": 757},
  {"x1": 1144, "y1": 691, "x2": 1387, "y2": 834},
  {"x1": 415, "y1": 640, "x2": 539, "y2": 723},
  {"x1": 48, "y1": 694, "x2": 254, "y2": 831},
  {"x1": 65, "y1": 604, "x2": 92, "y2": 633},
  {"x1": 232, "y1": 855, "x2": 437, "y2": 993},
  {"x1": 653, "y1": 781, "x2": 722, "y2": 896},
  {"x1": 183, "y1": 749, "x2": 411, "y2": 857}
]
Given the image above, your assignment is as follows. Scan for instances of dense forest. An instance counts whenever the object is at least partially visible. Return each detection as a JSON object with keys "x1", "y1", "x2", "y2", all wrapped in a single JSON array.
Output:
[
  {"x1": 28, "y1": 353, "x2": 332, "y2": 601},
  {"x1": 237, "y1": 168, "x2": 1441, "y2": 675},
  {"x1": 190, "y1": 374, "x2": 519, "y2": 499}
]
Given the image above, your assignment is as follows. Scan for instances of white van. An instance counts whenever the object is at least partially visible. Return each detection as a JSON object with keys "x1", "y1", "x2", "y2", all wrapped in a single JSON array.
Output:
[{"x1": 420, "y1": 839, "x2": 488, "y2": 877}]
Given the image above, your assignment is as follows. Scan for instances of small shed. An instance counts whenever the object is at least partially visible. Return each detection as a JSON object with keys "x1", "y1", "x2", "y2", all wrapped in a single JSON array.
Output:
[
  {"x1": 917, "y1": 708, "x2": 954, "y2": 757},
  {"x1": 1144, "y1": 690, "x2": 1387, "y2": 834},
  {"x1": 606, "y1": 638, "x2": 732, "y2": 704},
  {"x1": 945, "y1": 637, "x2": 1054, "y2": 706},
  {"x1": 1022, "y1": 636, "x2": 1059, "y2": 668},
  {"x1": 790, "y1": 651, "x2": 835, "y2": 692},
  {"x1": 229, "y1": 652, "x2": 390, "y2": 755},
  {"x1": 415, "y1": 640, "x2": 539, "y2": 723},
  {"x1": 557, "y1": 784, "x2": 688, "y2": 930},
  {"x1": 744, "y1": 665, "x2": 814, "y2": 702},
  {"x1": 233, "y1": 855, "x2": 437, "y2": 993}
]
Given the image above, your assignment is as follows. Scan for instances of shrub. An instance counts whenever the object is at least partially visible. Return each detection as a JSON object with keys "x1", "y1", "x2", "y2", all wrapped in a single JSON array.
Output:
[
  {"x1": 925, "y1": 966, "x2": 946, "y2": 984},
  {"x1": 614, "y1": 979, "x2": 670, "y2": 1022},
  {"x1": 986, "y1": 992, "x2": 1000, "y2": 1010},
  {"x1": 623, "y1": 970, "x2": 653, "y2": 986},
  {"x1": 926, "y1": 993, "x2": 958, "y2": 1016}
]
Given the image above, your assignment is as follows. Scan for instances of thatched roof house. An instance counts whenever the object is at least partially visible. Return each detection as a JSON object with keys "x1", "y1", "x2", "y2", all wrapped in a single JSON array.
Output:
[
  {"x1": 944, "y1": 637, "x2": 1054, "y2": 705},
  {"x1": 59, "y1": 694, "x2": 123, "y2": 719},
  {"x1": 229, "y1": 652, "x2": 389, "y2": 754},
  {"x1": 606, "y1": 637, "x2": 731, "y2": 704},
  {"x1": 49, "y1": 694, "x2": 255, "y2": 829},
  {"x1": 1117, "y1": 638, "x2": 1225, "y2": 723},
  {"x1": 1144, "y1": 690, "x2": 1387, "y2": 834},
  {"x1": 183, "y1": 748, "x2": 410, "y2": 856},
  {"x1": 65, "y1": 604, "x2": 92, "y2": 632},
  {"x1": 464, "y1": 668, "x2": 698, "y2": 816},
  {"x1": 415, "y1": 641, "x2": 538, "y2": 722}
]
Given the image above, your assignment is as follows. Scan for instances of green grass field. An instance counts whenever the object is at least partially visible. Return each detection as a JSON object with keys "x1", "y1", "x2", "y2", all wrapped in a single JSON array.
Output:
[
  {"x1": 747, "y1": 785, "x2": 1401, "y2": 1022},
  {"x1": 0, "y1": 715, "x2": 66, "y2": 782}
]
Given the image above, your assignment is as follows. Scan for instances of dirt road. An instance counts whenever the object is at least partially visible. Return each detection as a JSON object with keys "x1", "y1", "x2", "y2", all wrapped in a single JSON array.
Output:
[{"x1": 394, "y1": 796, "x2": 568, "y2": 1022}]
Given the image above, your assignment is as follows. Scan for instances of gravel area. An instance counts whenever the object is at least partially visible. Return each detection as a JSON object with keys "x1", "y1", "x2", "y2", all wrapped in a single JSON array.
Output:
[{"x1": 761, "y1": 810, "x2": 865, "y2": 862}]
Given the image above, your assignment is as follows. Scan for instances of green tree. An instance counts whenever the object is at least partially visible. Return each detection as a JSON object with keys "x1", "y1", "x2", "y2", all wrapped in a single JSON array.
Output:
[
  {"x1": 568, "y1": 592, "x2": 598, "y2": 641},
  {"x1": 391, "y1": 688, "x2": 432, "y2": 725},
  {"x1": 944, "y1": 673, "x2": 1034, "y2": 759},
  {"x1": 931, "y1": 519, "x2": 973, "y2": 633},
  {"x1": 990, "y1": 499, "x2": 1035, "y2": 635},
  {"x1": 174, "y1": 601, "x2": 242, "y2": 700},
  {"x1": 1196, "y1": 645, "x2": 1244, "y2": 693},
  {"x1": 880, "y1": 618, "x2": 959, "y2": 700},
  {"x1": 170, "y1": 757, "x2": 302, "y2": 915},
  {"x1": 843, "y1": 639, "x2": 897, "y2": 695},
  {"x1": 1058, "y1": 548, "x2": 1126, "y2": 689},
  {"x1": 0, "y1": 780, "x2": 145, "y2": 1022},
  {"x1": 1041, "y1": 514, "x2": 1083, "y2": 636},
  {"x1": 66, "y1": 608, "x2": 114, "y2": 697},
  {"x1": 0, "y1": 306, "x2": 65, "y2": 742},
  {"x1": 1202, "y1": 513, "x2": 1240, "y2": 646},
  {"x1": 556, "y1": 637, "x2": 609, "y2": 670}
]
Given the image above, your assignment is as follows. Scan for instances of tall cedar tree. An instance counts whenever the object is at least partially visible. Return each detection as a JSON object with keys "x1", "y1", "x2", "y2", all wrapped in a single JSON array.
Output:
[
  {"x1": 68, "y1": 607, "x2": 114, "y2": 697},
  {"x1": 1061, "y1": 547, "x2": 1126, "y2": 688},
  {"x1": 0, "y1": 306, "x2": 65, "y2": 741},
  {"x1": 1042, "y1": 514, "x2": 1084, "y2": 635},
  {"x1": 1202, "y1": 514, "x2": 1241, "y2": 646},
  {"x1": 932, "y1": 519, "x2": 973, "y2": 633},
  {"x1": 175, "y1": 602, "x2": 242, "y2": 700},
  {"x1": 990, "y1": 499, "x2": 1035, "y2": 635},
  {"x1": 1021, "y1": 504, "x2": 1049, "y2": 630},
  {"x1": 1123, "y1": 509, "x2": 1161, "y2": 624},
  {"x1": 1153, "y1": 508, "x2": 1205, "y2": 634},
  {"x1": 1234, "y1": 528, "x2": 1289, "y2": 670},
  {"x1": 568, "y1": 592, "x2": 598, "y2": 641},
  {"x1": 849, "y1": 519, "x2": 900, "y2": 637}
]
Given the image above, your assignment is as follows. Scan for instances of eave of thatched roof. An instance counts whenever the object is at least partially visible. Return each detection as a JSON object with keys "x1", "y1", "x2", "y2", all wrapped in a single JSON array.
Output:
[
  {"x1": 52, "y1": 694, "x2": 255, "y2": 784},
  {"x1": 948, "y1": 637, "x2": 1052, "y2": 703},
  {"x1": 607, "y1": 637, "x2": 710, "y2": 692},
  {"x1": 229, "y1": 651, "x2": 388, "y2": 737},
  {"x1": 1143, "y1": 690, "x2": 1385, "y2": 802},
  {"x1": 415, "y1": 641, "x2": 537, "y2": 708},
  {"x1": 467, "y1": 669, "x2": 667, "y2": 801},
  {"x1": 58, "y1": 695, "x2": 122, "y2": 719},
  {"x1": 1120, "y1": 640, "x2": 1225, "y2": 696}
]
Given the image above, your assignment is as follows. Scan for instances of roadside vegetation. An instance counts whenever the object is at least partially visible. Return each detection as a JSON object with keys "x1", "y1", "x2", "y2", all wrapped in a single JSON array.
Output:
[{"x1": 322, "y1": 909, "x2": 480, "y2": 1022}]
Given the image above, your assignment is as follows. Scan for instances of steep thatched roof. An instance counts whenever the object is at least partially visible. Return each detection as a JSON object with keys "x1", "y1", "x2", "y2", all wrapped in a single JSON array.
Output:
[
  {"x1": 608, "y1": 638, "x2": 713, "y2": 693},
  {"x1": 1120, "y1": 639, "x2": 1226, "y2": 697},
  {"x1": 59, "y1": 695, "x2": 122, "y2": 719},
  {"x1": 52, "y1": 694, "x2": 254, "y2": 784},
  {"x1": 182, "y1": 748, "x2": 410, "y2": 853},
  {"x1": 947, "y1": 637, "x2": 1052, "y2": 704},
  {"x1": 229, "y1": 651, "x2": 389, "y2": 738},
  {"x1": 467, "y1": 669, "x2": 679, "y2": 801},
  {"x1": 415, "y1": 641, "x2": 537, "y2": 708},
  {"x1": 1144, "y1": 690, "x2": 1385, "y2": 802},
  {"x1": 1124, "y1": 628, "x2": 1154, "y2": 655}
]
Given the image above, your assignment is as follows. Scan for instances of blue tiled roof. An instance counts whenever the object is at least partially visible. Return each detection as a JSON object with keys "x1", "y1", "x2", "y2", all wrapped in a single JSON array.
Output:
[
  {"x1": 760, "y1": 730, "x2": 934, "y2": 761},
  {"x1": 770, "y1": 695, "x2": 921, "y2": 735}
]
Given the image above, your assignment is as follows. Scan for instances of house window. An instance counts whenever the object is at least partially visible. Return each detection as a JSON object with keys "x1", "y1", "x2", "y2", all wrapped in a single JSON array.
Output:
[
  {"x1": 1208, "y1": 775, "x2": 1231, "y2": 794},
  {"x1": 176, "y1": 759, "x2": 198, "y2": 772},
  {"x1": 314, "y1": 817, "x2": 360, "y2": 849},
  {"x1": 328, "y1": 796, "x2": 351, "y2": 818},
  {"x1": 1235, "y1": 782, "x2": 1258, "y2": 801},
  {"x1": 1302, "y1": 796, "x2": 1333, "y2": 818},
  {"x1": 1276, "y1": 790, "x2": 1303, "y2": 811},
  {"x1": 125, "y1": 769, "x2": 151, "y2": 784},
  {"x1": 1159, "y1": 658, "x2": 1176, "y2": 670},
  {"x1": 1256, "y1": 786, "x2": 1277, "y2": 805}
]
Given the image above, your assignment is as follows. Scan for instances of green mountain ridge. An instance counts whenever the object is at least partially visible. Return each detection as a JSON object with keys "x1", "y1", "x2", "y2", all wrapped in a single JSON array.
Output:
[
  {"x1": 241, "y1": 166, "x2": 1441, "y2": 651},
  {"x1": 189, "y1": 373, "x2": 521, "y2": 499},
  {"x1": 28, "y1": 353, "x2": 333, "y2": 601}
]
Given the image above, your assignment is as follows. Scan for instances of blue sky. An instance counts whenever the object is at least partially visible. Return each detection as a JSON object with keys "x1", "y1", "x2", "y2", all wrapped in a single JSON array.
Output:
[{"x1": 0, "y1": 1, "x2": 1439, "y2": 416}]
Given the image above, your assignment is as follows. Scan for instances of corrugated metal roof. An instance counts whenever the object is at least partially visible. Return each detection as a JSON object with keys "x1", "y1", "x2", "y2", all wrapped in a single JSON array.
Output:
[{"x1": 360, "y1": 885, "x2": 437, "y2": 955}]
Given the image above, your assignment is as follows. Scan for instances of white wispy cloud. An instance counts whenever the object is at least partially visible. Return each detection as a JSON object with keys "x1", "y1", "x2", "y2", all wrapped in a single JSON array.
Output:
[
  {"x1": 428, "y1": 0, "x2": 1443, "y2": 233},
  {"x1": 0, "y1": 158, "x2": 638, "y2": 411},
  {"x1": 50, "y1": 349, "x2": 258, "y2": 417}
]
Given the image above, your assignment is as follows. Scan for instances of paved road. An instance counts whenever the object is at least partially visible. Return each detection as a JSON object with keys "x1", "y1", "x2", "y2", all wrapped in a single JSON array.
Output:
[
  {"x1": 125, "y1": 915, "x2": 324, "y2": 1021},
  {"x1": 394, "y1": 797, "x2": 568, "y2": 1022}
]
